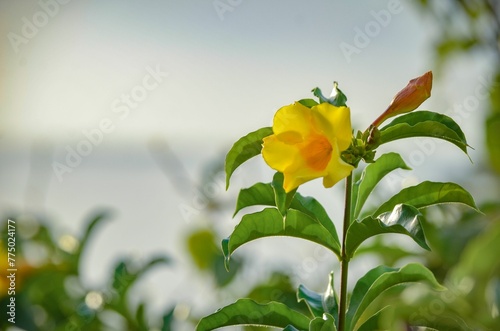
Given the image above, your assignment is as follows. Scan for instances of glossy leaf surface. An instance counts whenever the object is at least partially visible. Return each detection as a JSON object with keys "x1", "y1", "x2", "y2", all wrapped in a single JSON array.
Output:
[
  {"x1": 346, "y1": 204, "x2": 429, "y2": 259},
  {"x1": 309, "y1": 314, "x2": 338, "y2": 331},
  {"x1": 225, "y1": 127, "x2": 273, "y2": 189},
  {"x1": 346, "y1": 263, "x2": 445, "y2": 331},
  {"x1": 196, "y1": 299, "x2": 310, "y2": 331},
  {"x1": 374, "y1": 181, "x2": 479, "y2": 216},
  {"x1": 222, "y1": 208, "x2": 341, "y2": 268},
  {"x1": 379, "y1": 111, "x2": 469, "y2": 155},
  {"x1": 353, "y1": 152, "x2": 411, "y2": 219}
]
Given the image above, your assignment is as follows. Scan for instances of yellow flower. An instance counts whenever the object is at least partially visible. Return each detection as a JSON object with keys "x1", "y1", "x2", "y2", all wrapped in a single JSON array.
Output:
[
  {"x1": 262, "y1": 102, "x2": 354, "y2": 192},
  {"x1": 372, "y1": 71, "x2": 433, "y2": 127}
]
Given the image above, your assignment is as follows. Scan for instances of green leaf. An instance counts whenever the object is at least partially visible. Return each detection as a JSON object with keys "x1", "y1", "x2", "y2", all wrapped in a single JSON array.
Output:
[
  {"x1": 75, "y1": 211, "x2": 111, "y2": 269},
  {"x1": 297, "y1": 272, "x2": 338, "y2": 321},
  {"x1": 298, "y1": 99, "x2": 319, "y2": 108},
  {"x1": 346, "y1": 263, "x2": 445, "y2": 331},
  {"x1": 112, "y1": 261, "x2": 133, "y2": 296},
  {"x1": 346, "y1": 204, "x2": 429, "y2": 259},
  {"x1": 232, "y1": 173, "x2": 297, "y2": 217},
  {"x1": 379, "y1": 111, "x2": 470, "y2": 155},
  {"x1": 312, "y1": 87, "x2": 330, "y2": 104},
  {"x1": 234, "y1": 182, "x2": 276, "y2": 217},
  {"x1": 225, "y1": 127, "x2": 273, "y2": 189},
  {"x1": 222, "y1": 208, "x2": 341, "y2": 269},
  {"x1": 161, "y1": 306, "x2": 175, "y2": 331},
  {"x1": 284, "y1": 325, "x2": 301, "y2": 331},
  {"x1": 273, "y1": 172, "x2": 298, "y2": 216},
  {"x1": 309, "y1": 314, "x2": 338, "y2": 331},
  {"x1": 233, "y1": 182, "x2": 339, "y2": 252},
  {"x1": 112, "y1": 256, "x2": 170, "y2": 298},
  {"x1": 486, "y1": 113, "x2": 500, "y2": 174},
  {"x1": 450, "y1": 220, "x2": 500, "y2": 295},
  {"x1": 290, "y1": 194, "x2": 340, "y2": 253},
  {"x1": 331, "y1": 85, "x2": 347, "y2": 107},
  {"x1": 214, "y1": 253, "x2": 242, "y2": 287},
  {"x1": 460, "y1": 205, "x2": 500, "y2": 274},
  {"x1": 195, "y1": 299, "x2": 311, "y2": 331},
  {"x1": 356, "y1": 306, "x2": 392, "y2": 331},
  {"x1": 354, "y1": 238, "x2": 418, "y2": 266},
  {"x1": 322, "y1": 272, "x2": 338, "y2": 322},
  {"x1": 311, "y1": 82, "x2": 347, "y2": 107},
  {"x1": 353, "y1": 153, "x2": 411, "y2": 220},
  {"x1": 374, "y1": 181, "x2": 479, "y2": 216},
  {"x1": 187, "y1": 229, "x2": 219, "y2": 270},
  {"x1": 297, "y1": 285, "x2": 324, "y2": 318},
  {"x1": 136, "y1": 302, "x2": 148, "y2": 331}
]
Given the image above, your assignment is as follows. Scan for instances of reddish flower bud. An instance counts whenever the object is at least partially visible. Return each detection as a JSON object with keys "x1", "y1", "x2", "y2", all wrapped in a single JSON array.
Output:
[{"x1": 372, "y1": 71, "x2": 433, "y2": 128}]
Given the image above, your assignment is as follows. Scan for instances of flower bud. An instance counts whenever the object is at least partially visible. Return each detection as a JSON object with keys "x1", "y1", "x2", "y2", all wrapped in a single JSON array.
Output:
[{"x1": 372, "y1": 71, "x2": 433, "y2": 127}]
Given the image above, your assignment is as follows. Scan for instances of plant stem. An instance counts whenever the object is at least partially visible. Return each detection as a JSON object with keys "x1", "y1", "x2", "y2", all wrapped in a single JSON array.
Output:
[{"x1": 338, "y1": 174, "x2": 353, "y2": 331}]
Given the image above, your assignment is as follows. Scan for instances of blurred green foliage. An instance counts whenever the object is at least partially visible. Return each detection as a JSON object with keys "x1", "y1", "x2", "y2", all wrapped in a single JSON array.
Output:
[
  {"x1": 349, "y1": 203, "x2": 500, "y2": 330},
  {"x1": 362, "y1": 3, "x2": 500, "y2": 327},
  {"x1": 0, "y1": 212, "x2": 173, "y2": 331},
  {"x1": 415, "y1": 0, "x2": 500, "y2": 174}
]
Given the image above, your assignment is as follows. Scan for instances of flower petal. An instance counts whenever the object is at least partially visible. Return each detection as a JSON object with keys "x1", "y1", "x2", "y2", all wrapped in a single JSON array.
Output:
[
  {"x1": 323, "y1": 141, "x2": 355, "y2": 188},
  {"x1": 262, "y1": 135, "x2": 297, "y2": 173},
  {"x1": 312, "y1": 103, "x2": 352, "y2": 151},
  {"x1": 273, "y1": 102, "x2": 313, "y2": 137},
  {"x1": 282, "y1": 156, "x2": 330, "y2": 192},
  {"x1": 282, "y1": 171, "x2": 318, "y2": 192},
  {"x1": 263, "y1": 135, "x2": 326, "y2": 192}
]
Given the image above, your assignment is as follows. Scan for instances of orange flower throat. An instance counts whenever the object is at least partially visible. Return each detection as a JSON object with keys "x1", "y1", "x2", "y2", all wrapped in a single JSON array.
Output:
[{"x1": 301, "y1": 135, "x2": 332, "y2": 171}]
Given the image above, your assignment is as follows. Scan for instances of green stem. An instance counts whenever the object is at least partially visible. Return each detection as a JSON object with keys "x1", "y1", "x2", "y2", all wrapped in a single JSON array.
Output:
[{"x1": 338, "y1": 174, "x2": 353, "y2": 331}]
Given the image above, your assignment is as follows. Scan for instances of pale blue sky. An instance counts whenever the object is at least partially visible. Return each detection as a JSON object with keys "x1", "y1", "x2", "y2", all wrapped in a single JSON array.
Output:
[{"x1": 2, "y1": 0, "x2": 444, "y2": 145}]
